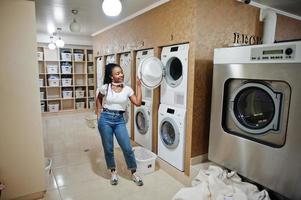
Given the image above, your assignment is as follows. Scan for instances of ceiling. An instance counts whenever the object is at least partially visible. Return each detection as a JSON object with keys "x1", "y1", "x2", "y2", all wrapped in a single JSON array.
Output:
[
  {"x1": 252, "y1": 0, "x2": 301, "y2": 17},
  {"x1": 35, "y1": 0, "x2": 165, "y2": 37},
  {"x1": 35, "y1": 0, "x2": 301, "y2": 38}
]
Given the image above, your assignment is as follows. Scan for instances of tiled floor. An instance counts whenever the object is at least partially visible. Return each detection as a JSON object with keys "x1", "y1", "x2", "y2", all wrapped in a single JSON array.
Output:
[{"x1": 41, "y1": 112, "x2": 184, "y2": 200}]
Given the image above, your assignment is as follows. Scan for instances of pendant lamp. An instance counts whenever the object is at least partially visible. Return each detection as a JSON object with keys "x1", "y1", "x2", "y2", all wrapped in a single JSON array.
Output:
[{"x1": 102, "y1": 0, "x2": 122, "y2": 16}]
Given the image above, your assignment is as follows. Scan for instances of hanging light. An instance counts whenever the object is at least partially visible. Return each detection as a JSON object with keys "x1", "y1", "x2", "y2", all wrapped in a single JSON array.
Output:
[
  {"x1": 55, "y1": 37, "x2": 65, "y2": 48},
  {"x1": 48, "y1": 36, "x2": 56, "y2": 50},
  {"x1": 55, "y1": 28, "x2": 64, "y2": 48},
  {"x1": 69, "y1": 9, "x2": 81, "y2": 32},
  {"x1": 102, "y1": 0, "x2": 122, "y2": 16}
]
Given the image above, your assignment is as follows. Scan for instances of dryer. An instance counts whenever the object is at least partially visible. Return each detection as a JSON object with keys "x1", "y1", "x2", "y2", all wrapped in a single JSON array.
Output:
[
  {"x1": 158, "y1": 104, "x2": 186, "y2": 171},
  {"x1": 134, "y1": 100, "x2": 152, "y2": 151},
  {"x1": 209, "y1": 41, "x2": 301, "y2": 200},
  {"x1": 106, "y1": 54, "x2": 115, "y2": 64},
  {"x1": 96, "y1": 57, "x2": 104, "y2": 88},
  {"x1": 120, "y1": 52, "x2": 131, "y2": 85},
  {"x1": 136, "y1": 49, "x2": 154, "y2": 102},
  {"x1": 137, "y1": 43, "x2": 189, "y2": 109}
]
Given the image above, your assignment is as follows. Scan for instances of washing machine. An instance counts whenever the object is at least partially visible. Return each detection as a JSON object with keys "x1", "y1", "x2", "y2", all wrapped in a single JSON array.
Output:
[
  {"x1": 137, "y1": 43, "x2": 189, "y2": 109},
  {"x1": 106, "y1": 54, "x2": 115, "y2": 64},
  {"x1": 120, "y1": 52, "x2": 131, "y2": 85},
  {"x1": 96, "y1": 57, "x2": 104, "y2": 88},
  {"x1": 122, "y1": 102, "x2": 131, "y2": 138},
  {"x1": 136, "y1": 49, "x2": 154, "y2": 102},
  {"x1": 120, "y1": 52, "x2": 132, "y2": 137},
  {"x1": 209, "y1": 41, "x2": 301, "y2": 200},
  {"x1": 158, "y1": 104, "x2": 186, "y2": 171},
  {"x1": 134, "y1": 100, "x2": 152, "y2": 151}
]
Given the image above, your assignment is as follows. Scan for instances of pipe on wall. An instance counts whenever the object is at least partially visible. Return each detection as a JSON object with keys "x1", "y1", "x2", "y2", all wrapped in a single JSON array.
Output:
[{"x1": 260, "y1": 8, "x2": 277, "y2": 44}]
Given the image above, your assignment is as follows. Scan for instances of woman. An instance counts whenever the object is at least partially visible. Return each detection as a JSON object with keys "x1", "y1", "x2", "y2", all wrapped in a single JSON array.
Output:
[{"x1": 95, "y1": 63, "x2": 143, "y2": 186}]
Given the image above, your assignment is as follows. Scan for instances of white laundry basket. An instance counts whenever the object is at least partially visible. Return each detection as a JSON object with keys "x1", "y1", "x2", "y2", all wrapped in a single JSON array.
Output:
[{"x1": 133, "y1": 146, "x2": 157, "y2": 175}]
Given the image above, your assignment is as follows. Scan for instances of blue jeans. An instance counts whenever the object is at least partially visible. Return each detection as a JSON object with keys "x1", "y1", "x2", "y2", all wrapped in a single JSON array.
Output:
[{"x1": 98, "y1": 111, "x2": 137, "y2": 170}]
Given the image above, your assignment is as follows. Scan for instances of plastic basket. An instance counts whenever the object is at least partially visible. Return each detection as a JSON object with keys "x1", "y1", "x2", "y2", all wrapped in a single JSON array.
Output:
[
  {"x1": 48, "y1": 104, "x2": 59, "y2": 112},
  {"x1": 76, "y1": 102, "x2": 85, "y2": 109},
  {"x1": 61, "y1": 53, "x2": 72, "y2": 61},
  {"x1": 62, "y1": 91, "x2": 73, "y2": 99},
  {"x1": 61, "y1": 63, "x2": 72, "y2": 74},
  {"x1": 62, "y1": 78, "x2": 72, "y2": 86},
  {"x1": 74, "y1": 53, "x2": 84, "y2": 61},
  {"x1": 133, "y1": 146, "x2": 157, "y2": 175},
  {"x1": 88, "y1": 78, "x2": 94, "y2": 85},
  {"x1": 39, "y1": 79, "x2": 44, "y2": 87},
  {"x1": 37, "y1": 52, "x2": 43, "y2": 61},
  {"x1": 47, "y1": 65, "x2": 58, "y2": 74}
]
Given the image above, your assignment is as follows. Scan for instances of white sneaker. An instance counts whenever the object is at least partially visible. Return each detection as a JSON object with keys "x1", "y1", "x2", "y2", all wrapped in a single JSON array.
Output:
[
  {"x1": 110, "y1": 171, "x2": 118, "y2": 185},
  {"x1": 132, "y1": 172, "x2": 143, "y2": 186}
]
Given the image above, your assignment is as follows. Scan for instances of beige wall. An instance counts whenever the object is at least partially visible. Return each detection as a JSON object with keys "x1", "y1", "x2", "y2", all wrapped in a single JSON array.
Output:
[
  {"x1": 275, "y1": 14, "x2": 301, "y2": 41},
  {"x1": 0, "y1": 1, "x2": 45, "y2": 199}
]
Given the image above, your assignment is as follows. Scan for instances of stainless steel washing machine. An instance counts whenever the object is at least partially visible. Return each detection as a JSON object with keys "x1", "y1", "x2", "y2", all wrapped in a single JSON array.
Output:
[{"x1": 209, "y1": 41, "x2": 301, "y2": 200}]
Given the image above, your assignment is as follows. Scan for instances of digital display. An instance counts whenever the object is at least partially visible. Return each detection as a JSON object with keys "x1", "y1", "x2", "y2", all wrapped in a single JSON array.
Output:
[
  {"x1": 170, "y1": 47, "x2": 178, "y2": 52},
  {"x1": 142, "y1": 51, "x2": 148, "y2": 55},
  {"x1": 263, "y1": 49, "x2": 283, "y2": 55},
  {"x1": 167, "y1": 108, "x2": 175, "y2": 114}
]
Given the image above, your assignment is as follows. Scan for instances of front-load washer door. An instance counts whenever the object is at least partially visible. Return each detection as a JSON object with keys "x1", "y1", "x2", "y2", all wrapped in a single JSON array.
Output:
[
  {"x1": 135, "y1": 108, "x2": 149, "y2": 135},
  {"x1": 164, "y1": 57, "x2": 183, "y2": 88},
  {"x1": 159, "y1": 117, "x2": 179, "y2": 149},
  {"x1": 223, "y1": 79, "x2": 290, "y2": 147},
  {"x1": 138, "y1": 56, "x2": 164, "y2": 89}
]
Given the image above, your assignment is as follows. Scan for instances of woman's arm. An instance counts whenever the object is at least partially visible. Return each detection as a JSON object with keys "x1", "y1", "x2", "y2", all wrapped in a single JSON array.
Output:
[
  {"x1": 95, "y1": 91, "x2": 103, "y2": 117},
  {"x1": 129, "y1": 77, "x2": 142, "y2": 106}
]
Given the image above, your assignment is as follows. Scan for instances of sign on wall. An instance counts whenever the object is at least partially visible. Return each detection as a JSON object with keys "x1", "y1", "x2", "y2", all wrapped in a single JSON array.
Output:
[{"x1": 232, "y1": 32, "x2": 262, "y2": 46}]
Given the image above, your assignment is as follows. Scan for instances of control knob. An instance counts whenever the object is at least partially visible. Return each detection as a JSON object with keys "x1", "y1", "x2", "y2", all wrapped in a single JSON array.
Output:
[{"x1": 285, "y1": 48, "x2": 293, "y2": 55}]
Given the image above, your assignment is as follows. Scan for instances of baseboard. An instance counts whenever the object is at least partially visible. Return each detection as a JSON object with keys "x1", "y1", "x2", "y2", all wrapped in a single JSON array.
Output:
[
  {"x1": 12, "y1": 191, "x2": 45, "y2": 200},
  {"x1": 190, "y1": 153, "x2": 208, "y2": 165}
]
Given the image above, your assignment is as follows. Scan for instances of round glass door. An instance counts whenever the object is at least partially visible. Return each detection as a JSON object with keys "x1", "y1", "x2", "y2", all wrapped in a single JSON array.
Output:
[
  {"x1": 165, "y1": 57, "x2": 183, "y2": 88},
  {"x1": 160, "y1": 118, "x2": 179, "y2": 149},
  {"x1": 135, "y1": 109, "x2": 149, "y2": 135},
  {"x1": 230, "y1": 83, "x2": 281, "y2": 134},
  {"x1": 138, "y1": 56, "x2": 163, "y2": 89}
]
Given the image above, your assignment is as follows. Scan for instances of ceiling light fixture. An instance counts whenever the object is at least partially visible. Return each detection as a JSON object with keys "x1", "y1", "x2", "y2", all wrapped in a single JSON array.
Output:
[
  {"x1": 102, "y1": 0, "x2": 122, "y2": 17},
  {"x1": 48, "y1": 36, "x2": 56, "y2": 50},
  {"x1": 55, "y1": 28, "x2": 65, "y2": 48},
  {"x1": 48, "y1": 28, "x2": 65, "y2": 50},
  {"x1": 69, "y1": 9, "x2": 81, "y2": 32}
]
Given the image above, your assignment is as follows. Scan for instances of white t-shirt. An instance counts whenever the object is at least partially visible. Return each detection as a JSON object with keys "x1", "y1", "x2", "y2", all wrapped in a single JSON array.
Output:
[{"x1": 96, "y1": 84, "x2": 134, "y2": 111}]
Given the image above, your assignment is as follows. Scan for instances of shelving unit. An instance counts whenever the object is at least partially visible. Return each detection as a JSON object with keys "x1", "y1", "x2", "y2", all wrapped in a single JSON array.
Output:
[{"x1": 37, "y1": 46, "x2": 95, "y2": 113}]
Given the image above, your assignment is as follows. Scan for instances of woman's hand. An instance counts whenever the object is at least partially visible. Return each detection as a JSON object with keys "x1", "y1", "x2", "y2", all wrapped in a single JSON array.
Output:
[
  {"x1": 129, "y1": 77, "x2": 142, "y2": 106},
  {"x1": 136, "y1": 77, "x2": 142, "y2": 87},
  {"x1": 95, "y1": 108, "x2": 100, "y2": 118}
]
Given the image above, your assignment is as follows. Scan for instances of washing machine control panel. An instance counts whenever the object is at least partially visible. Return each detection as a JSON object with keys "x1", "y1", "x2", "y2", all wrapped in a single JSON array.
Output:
[
  {"x1": 167, "y1": 108, "x2": 175, "y2": 114},
  {"x1": 251, "y1": 44, "x2": 296, "y2": 61}
]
